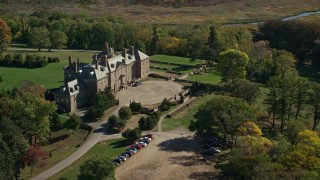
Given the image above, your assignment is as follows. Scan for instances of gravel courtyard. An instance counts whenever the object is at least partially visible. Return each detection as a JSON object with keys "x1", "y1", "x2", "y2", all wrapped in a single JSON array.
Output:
[{"x1": 116, "y1": 80, "x2": 184, "y2": 106}]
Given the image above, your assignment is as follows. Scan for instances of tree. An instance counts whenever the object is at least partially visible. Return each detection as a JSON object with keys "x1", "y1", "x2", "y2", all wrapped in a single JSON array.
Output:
[
  {"x1": 122, "y1": 128, "x2": 141, "y2": 142},
  {"x1": 0, "y1": 134, "x2": 15, "y2": 180},
  {"x1": 118, "y1": 106, "x2": 132, "y2": 120},
  {"x1": 21, "y1": 145, "x2": 48, "y2": 176},
  {"x1": 129, "y1": 101, "x2": 142, "y2": 114},
  {"x1": 139, "y1": 116, "x2": 157, "y2": 130},
  {"x1": 203, "y1": 25, "x2": 224, "y2": 63},
  {"x1": 189, "y1": 95, "x2": 256, "y2": 145},
  {"x1": 222, "y1": 79, "x2": 260, "y2": 104},
  {"x1": 217, "y1": 49, "x2": 249, "y2": 82},
  {"x1": 0, "y1": 75, "x2": 2, "y2": 83},
  {"x1": 309, "y1": 83, "x2": 320, "y2": 130},
  {"x1": 0, "y1": 18, "x2": 12, "y2": 52},
  {"x1": 148, "y1": 24, "x2": 159, "y2": 55},
  {"x1": 285, "y1": 120, "x2": 307, "y2": 145},
  {"x1": 159, "y1": 98, "x2": 171, "y2": 111},
  {"x1": 50, "y1": 30, "x2": 67, "y2": 50},
  {"x1": 65, "y1": 113, "x2": 81, "y2": 130},
  {"x1": 30, "y1": 27, "x2": 50, "y2": 51},
  {"x1": 78, "y1": 156, "x2": 115, "y2": 180},
  {"x1": 107, "y1": 115, "x2": 125, "y2": 133}
]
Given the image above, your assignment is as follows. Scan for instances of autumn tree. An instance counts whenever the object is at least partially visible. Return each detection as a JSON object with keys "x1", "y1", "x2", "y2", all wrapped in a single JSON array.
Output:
[
  {"x1": 217, "y1": 49, "x2": 249, "y2": 82},
  {"x1": 0, "y1": 18, "x2": 12, "y2": 52},
  {"x1": 21, "y1": 145, "x2": 48, "y2": 176},
  {"x1": 30, "y1": 27, "x2": 50, "y2": 51},
  {"x1": 78, "y1": 156, "x2": 115, "y2": 180}
]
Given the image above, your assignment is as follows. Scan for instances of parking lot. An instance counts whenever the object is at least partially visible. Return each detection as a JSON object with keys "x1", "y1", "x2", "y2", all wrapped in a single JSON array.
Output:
[
  {"x1": 116, "y1": 80, "x2": 184, "y2": 106},
  {"x1": 115, "y1": 130, "x2": 220, "y2": 180}
]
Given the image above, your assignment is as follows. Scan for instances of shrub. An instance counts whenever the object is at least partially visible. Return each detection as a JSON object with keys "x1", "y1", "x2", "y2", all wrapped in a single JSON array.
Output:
[
  {"x1": 108, "y1": 115, "x2": 126, "y2": 133},
  {"x1": 118, "y1": 106, "x2": 132, "y2": 120},
  {"x1": 179, "y1": 95, "x2": 184, "y2": 104},
  {"x1": 129, "y1": 101, "x2": 142, "y2": 114},
  {"x1": 65, "y1": 113, "x2": 81, "y2": 129},
  {"x1": 122, "y1": 128, "x2": 141, "y2": 142},
  {"x1": 159, "y1": 98, "x2": 171, "y2": 111},
  {"x1": 139, "y1": 116, "x2": 158, "y2": 130}
]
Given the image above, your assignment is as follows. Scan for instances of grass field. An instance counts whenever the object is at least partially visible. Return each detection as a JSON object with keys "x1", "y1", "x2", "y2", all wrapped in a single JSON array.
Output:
[
  {"x1": 162, "y1": 95, "x2": 215, "y2": 132},
  {"x1": 21, "y1": 127, "x2": 90, "y2": 179},
  {"x1": 0, "y1": 48, "x2": 98, "y2": 90},
  {"x1": 49, "y1": 138, "x2": 129, "y2": 180},
  {"x1": 1, "y1": 1, "x2": 319, "y2": 24},
  {"x1": 150, "y1": 54, "x2": 203, "y2": 65},
  {"x1": 187, "y1": 69, "x2": 221, "y2": 85}
]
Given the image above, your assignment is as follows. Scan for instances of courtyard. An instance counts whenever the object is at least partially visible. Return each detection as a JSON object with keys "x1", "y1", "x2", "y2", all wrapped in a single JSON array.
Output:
[{"x1": 116, "y1": 80, "x2": 184, "y2": 106}]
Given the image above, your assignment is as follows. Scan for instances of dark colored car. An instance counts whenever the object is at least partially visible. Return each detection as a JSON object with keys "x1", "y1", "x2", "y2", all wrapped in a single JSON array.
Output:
[
  {"x1": 114, "y1": 158, "x2": 122, "y2": 164},
  {"x1": 143, "y1": 134, "x2": 153, "y2": 139}
]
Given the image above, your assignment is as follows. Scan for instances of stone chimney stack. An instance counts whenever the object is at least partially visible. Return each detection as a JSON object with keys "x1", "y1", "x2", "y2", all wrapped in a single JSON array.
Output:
[
  {"x1": 105, "y1": 42, "x2": 109, "y2": 52},
  {"x1": 122, "y1": 48, "x2": 127, "y2": 59},
  {"x1": 130, "y1": 46, "x2": 134, "y2": 56},
  {"x1": 101, "y1": 55, "x2": 107, "y2": 67},
  {"x1": 68, "y1": 56, "x2": 72, "y2": 66},
  {"x1": 73, "y1": 62, "x2": 78, "y2": 73},
  {"x1": 95, "y1": 59, "x2": 99, "y2": 70}
]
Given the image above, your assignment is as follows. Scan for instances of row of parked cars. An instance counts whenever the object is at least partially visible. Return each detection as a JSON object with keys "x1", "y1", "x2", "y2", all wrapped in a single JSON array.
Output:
[
  {"x1": 201, "y1": 137, "x2": 222, "y2": 156},
  {"x1": 113, "y1": 134, "x2": 153, "y2": 166}
]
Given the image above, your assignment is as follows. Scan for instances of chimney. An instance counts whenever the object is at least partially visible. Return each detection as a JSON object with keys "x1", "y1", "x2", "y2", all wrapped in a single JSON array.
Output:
[
  {"x1": 68, "y1": 56, "x2": 72, "y2": 66},
  {"x1": 77, "y1": 57, "x2": 80, "y2": 65},
  {"x1": 122, "y1": 48, "x2": 127, "y2": 59},
  {"x1": 105, "y1": 42, "x2": 109, "y2": 52},
  {"x1": 73, "y1": 62, "x2": 78, "y2": 73},
  {"x1": 95, "y1": 60, "x2": 99, "y2": 70},
  {"x1": 101, "y1": 55, "x2": 107, "y2": 67},
  {"x1": 130, "y1": 46, "x2": 134, "y2": 56}
]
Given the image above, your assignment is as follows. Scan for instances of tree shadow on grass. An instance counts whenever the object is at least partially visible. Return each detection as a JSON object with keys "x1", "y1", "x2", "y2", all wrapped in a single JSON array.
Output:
[
  {"x1": 169, "y1": 154, "x2": 215, "y2": 166},
  {"x1": 157, "y1": 136, "x2": 201, "y2": 152},
  {"x1": 109, "y1": 139, "x2": 132, "y2": 148}
]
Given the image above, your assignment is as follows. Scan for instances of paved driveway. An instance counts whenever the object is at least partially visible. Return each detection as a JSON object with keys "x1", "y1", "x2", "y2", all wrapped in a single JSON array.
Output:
[{"x1": 116, "y1": 80, "x2": 184, "y2": 106}]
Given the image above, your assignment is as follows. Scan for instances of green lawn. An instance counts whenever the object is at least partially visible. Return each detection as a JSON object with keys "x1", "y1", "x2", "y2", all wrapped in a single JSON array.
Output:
[
  {"x1": 150, "y1": 62, "x2": 195, "y2": 73},
  {"x1": 0, "y1": 48, "x2": 97, "y2": 90},
  {"x1": 162, "y1": 95, "x2": 215, "y2": 132},
  {"x1": 150, "y1": 54, "x2": 204, "y2": 65},
  {"x1": 187, "y1": 70, "x2": 221, "y2": 85},
  {"x1": 49, "y1": 138, "x2": 130, "y2": 180}
]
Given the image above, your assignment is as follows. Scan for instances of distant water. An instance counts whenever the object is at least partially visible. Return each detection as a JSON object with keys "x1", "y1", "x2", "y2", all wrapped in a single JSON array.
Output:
[{"x1": 224, "y1": 10, "x2": 320, "y2": 26}]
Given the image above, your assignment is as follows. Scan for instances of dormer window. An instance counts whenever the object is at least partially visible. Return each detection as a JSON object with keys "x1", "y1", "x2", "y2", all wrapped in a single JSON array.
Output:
[
  {"x1": 111, "y1": 64, "x2": 114, "y2": 68},
  {"x1": 70, "y1": 87, "x2": 74, "y2": 92}
]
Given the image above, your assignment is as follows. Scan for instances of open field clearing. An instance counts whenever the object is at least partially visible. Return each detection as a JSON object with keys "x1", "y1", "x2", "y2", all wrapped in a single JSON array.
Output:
[{"x1": 1, "y1": 0, "x2": 319, "y2": 24}]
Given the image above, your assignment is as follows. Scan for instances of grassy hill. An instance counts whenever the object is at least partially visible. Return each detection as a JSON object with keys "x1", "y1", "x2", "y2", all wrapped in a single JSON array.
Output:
[{"x1": 1, "y1": 0, "x2": 319, "y2": 24}]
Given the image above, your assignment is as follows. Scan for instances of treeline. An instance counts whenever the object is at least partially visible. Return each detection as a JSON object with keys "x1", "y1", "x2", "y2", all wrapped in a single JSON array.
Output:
[{"x1": 0, "y1": 53, "x2": 60, "y2": 68}]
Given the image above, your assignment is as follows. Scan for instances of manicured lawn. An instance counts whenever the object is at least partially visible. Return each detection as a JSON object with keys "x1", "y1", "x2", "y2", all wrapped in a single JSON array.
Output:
[
  {"x1": 162, "y1": 95, "x2": 215, "y2": 132},
  {"x1": 49, "y1": 138, "x2": 130, "y2": 180},
  {"x1": 21, "y1": 127, "x2": 90, "y2": 179},
  {"x1": 150, "y1": 62, "x2": 195, "y2": 73},
  {"x1": 150, "y1": 54, "x2": 203, "y2": 65},
  {"x1": 0, "y1": 48, "x2": 97, "y2": 90},
  {"x1": 187, "y1": 70, "x2": 221, "y2": 85}
]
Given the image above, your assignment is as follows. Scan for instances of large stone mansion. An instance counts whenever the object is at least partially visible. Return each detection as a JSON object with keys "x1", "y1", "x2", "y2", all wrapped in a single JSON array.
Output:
[{"x1": 54, "y1": 42, "x2": 150, "y2": 113}]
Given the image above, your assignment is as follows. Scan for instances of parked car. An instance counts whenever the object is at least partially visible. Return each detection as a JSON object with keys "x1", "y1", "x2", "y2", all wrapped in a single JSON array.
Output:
[
  {"x1": 133, "y1": 81, "x2": 142, "y2": 87},
  {"x1": 143, "y1": 134, "x2": 153, "y2": 139},
  {"x1": 117, "y1": 156, "x2": 126, "y2": 161},
  {"x1": 135, "y1": 144, "x2": 143, "y2": 149},
  {"x1": 127, "y1": 148, "x2": 137, "y2": 154},
  {"x1": 202, "y1": 150, "x2": 216, "y2": 156},
  {"x1": 139, "y1": 138, "x2": 151, "y2": 144},
  {"x1": 209, "y1": 147, "x2": 221, "y2": 154},
  {"x1": 114, "y1": 162, "x2": 120, "y2": 167},
  {"x1": 123, "y1": 151, "x2": 134, "y2": 157},
  {"x1": 114, "y1": 158, "x2": 122, "y2": 164},
  {"x1": 136, "y1": 141, "x2": 147, "y2": 147},
  {"x1": 121, "y1": 153, "x2": 129, "y2": 158}
]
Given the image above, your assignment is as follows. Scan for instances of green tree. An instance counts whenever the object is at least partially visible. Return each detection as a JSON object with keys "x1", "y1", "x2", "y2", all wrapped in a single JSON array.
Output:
[
  {"x1": 222, "y1": 79, "x2": 260, "y2": 104},
  {"x1": 217, "y1": 49, "x2": 249, "y2": 82},
  {"x1": 204, "y1": 25, "x2": 224, "y2": 63},
  {"x1": 129, "y1": 101, "x2": 142, "y2": 114},
  {"x1": 50, "y1": 30, "x2": 67, "y2": 50},
  {"x1": 108, "y1": 115, "x2": 125, "y2": 133},
  {"x1": 149, "y1": 24, "x2": 159, "y2": 55},
  {"x1": 285, "y1": 120, "x2": 307, "y2": 145},
  {"x1": 118, "y1": 106, "x2": 132, "y2": 120},
  {"x1": 309, "y1": 83, "x2": 320, "y2": 130},
  {"x1": 122, "y1": 128, "x2": 141, "y2": 142},
  {"x1": 78, "y1": 156, "x2": 115, "y2": 180},
  {"x1": 189, "y1": 95, "x2": 256, "y2": 145},
  {"x1": 30, "y1": 27, "x2": 51, "y2": 51},
  {"x1": 139, "y1": 116, "x2": 157, "y2": 130},
  {"x1": 0, "y1": 18, "x2": 12, "y2": 52},
  {"x1": 0, "y1": 134, "x2": 15, "y2": 180},
  {"x1": 65, "y1": 113, "x2": 81, "y2": 130},
  {"x1": 0, "y1": 75, "x2": 2, "y2": 83}
]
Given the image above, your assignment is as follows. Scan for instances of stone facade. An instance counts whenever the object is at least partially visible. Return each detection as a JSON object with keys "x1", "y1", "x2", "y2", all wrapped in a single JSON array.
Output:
[{"x1": 54, "y1": 43, "x2": 150, "y2": 113}]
